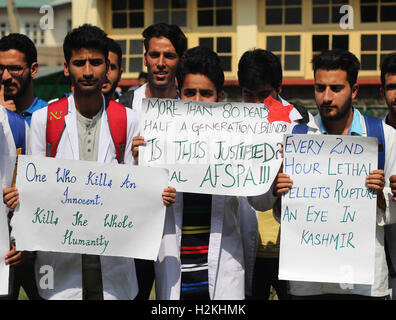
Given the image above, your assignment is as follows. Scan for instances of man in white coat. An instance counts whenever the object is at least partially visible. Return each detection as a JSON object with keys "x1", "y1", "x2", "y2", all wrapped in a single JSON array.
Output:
[
  {"x1": 0, "y1": 105, "x2": 30, "y2": 299},
  {"x1": 3, "y1": 24, "x2": 176, "y2": 300},
  {"x1": 133, "y1": 47, "x2": 278, "y2": 299},
  {"x1": 273, "y1": 49, "x2": 396, "y2": 299},
  {"x1": 379, "y1": 53, "x2": 396, "y2": 298}
]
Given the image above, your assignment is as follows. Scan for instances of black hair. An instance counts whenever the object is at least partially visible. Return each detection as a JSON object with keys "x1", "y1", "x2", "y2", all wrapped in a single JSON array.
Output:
[
  {"x1": 237, "y1": 49, "x2": 282, "y2": 91},
  {"x1": 106, "y1": 37, "x2": 122, "y2": 68},
  {"x1": 138, "y1": 71, "x2": 148, "y2": 79},
  {"x1": 63, "y1": 24, "x2": 108, "y2": 63},
  {"x1": 380, "y1": 53, "x2": 396, "y2": 87},
  {"x1": 142, "y1": 23, "x2": 187, "y2": 58},
  {"x1": 0, "y1": 33, "x2": 37, "y2": 66},
  {"x1": 312, "y1": 49, "x2": 361, "y2": 88},
  {"x1": 176, "y1": 46, "x2": 224, "y2": 93}
]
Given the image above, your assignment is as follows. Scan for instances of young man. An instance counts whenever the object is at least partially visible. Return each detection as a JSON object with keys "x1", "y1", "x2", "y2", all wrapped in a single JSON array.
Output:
[
  {"x1": 159, "y1": 46, "x2": 243, "y2": 299},
  {"x1": 381, "y1": 53, "x2": 396, "y2": 130},
  {"x1": 0, "y1": 33, "x2": 47, "y2": 126},
  {"x1": 102, "y1": 37, "x2": 123, "y2": 102},
  {"x1": 131, "y1": 22, "x2": 187, "y2": 300},
  {"x1": 0, "y1": 104, "x2": 32, "y2": 300},
  {"x1": 274, "y1": 49, "x2": 396, "y2": 299},
  {"x1": 4, "y1": 24, "x2": 175, "y2": 300},
  {"x1": 237, "y1": 49, "x2": 311, "y2": 300},
  {"x1": 133, "y1": 46, "x2": 269, "y2": 299},
  {"x1": 379, "y1": 53, "x2": 396, "y2": 298}
]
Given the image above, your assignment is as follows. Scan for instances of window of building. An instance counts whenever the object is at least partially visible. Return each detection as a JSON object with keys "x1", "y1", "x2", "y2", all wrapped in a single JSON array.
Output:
[
  {"x1": 361, "y1": 34, "x2": 396, "y2": 70},
  {"x1": 312, "y1": 34, "x2": 349, "y2": 54},
  {"x1": 116, "y1": 38, "x2": 144, "y2": 73},
  {"x1": 111, "y1": 0, "x2": 144, "y2": 29},
  {"x1": 266, "y1": 35, "x2": 301, "y2": 71},
  {"x1": 0, "y1": 23, "x2": 9, "y2": 38},
  {"x1": 197, "y1": 0, "x2": 232, "y2": 26},
  {"x1": 361, "y1": 0, "x2": 396, "y2": 23},
  {"x1": 67, "y1": 19, "x2": 72, "y2": 33},
  {"x1": 199, "y1": 36, "x2": 232, "y2": 71},
  {"x1": 265, "y1": 0, "x2": 302, "y2": 25},
  {"x1": 25, "y1": 23, "x2": 45, "y2": 46},
  {"x1": 153, "y1": 0, "x2": 187, "y2": 26},
  {"x1": 312, "y1": 0, "x2": 349, "y2": 24}
]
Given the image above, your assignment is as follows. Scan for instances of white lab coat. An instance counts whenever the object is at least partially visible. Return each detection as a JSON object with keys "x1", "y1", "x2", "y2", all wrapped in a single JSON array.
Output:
[
  {"x1": 28, "y1": 94, "x2": 139, "y2": 300},
  {"x1": 155, "y1": 191, "x2": 277, "y2": 300}
]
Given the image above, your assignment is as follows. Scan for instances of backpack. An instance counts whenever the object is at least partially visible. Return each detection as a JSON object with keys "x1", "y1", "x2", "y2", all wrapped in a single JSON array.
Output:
[
  {"x1": 45, "y1": 97, "x2": 127, "y2": 164},
  {"x1": 118, "y1": 90, "x2": 134, "y2": 109},
  {"x1": 6, "y1": 108, "x2": 26, "y2": 155},
  {"x1": 292, "y1": 102, "x2": 310, "y2": 125}
]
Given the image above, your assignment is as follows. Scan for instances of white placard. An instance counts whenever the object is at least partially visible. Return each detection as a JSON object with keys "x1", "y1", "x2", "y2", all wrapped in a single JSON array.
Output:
[
  {"x1": 279, "y1": 134, "x2": 377, "y2": 284},
  {"x1": 13, "y1": 155, "x2": 169, "y2": 260},
  {"x1": 140, "y1": 98, "x2": 297, "y2": 196}
]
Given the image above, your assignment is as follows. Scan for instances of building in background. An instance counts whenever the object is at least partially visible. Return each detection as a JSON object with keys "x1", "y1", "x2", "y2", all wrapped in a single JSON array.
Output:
[
  {"x1": 0, "y1": 0, "x2": 71, "y2": 66},
  {"x1": 72, "y1": 0, "x2": 396, "y2": 115}
]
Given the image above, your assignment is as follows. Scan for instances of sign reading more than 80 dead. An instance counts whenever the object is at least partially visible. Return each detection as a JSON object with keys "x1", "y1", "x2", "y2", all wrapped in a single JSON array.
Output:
[{"x1": 139, "y1": 97, "x2": 299, "y2": 196}]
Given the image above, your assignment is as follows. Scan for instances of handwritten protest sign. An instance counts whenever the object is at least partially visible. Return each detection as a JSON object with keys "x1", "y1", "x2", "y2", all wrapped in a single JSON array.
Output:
[
  {"x1": 279, "y1": 134, "x2": 377, "y2": 284},
  {"x1": 13, "y1": 155, "x2": 169, "y2": 260},
  {"x1": 139, "y1": 98, "x2": 298, "y2": 196}
]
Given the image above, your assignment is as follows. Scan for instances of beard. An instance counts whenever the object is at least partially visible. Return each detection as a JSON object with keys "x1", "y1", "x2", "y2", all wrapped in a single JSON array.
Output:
[
  {"x1": 318, "y1": 96, "x2": 352, "y2": 122},
  {"x1": 102, "y1": 78, "x2": 119, "y2": 98},
  {"x1": 4, "y1": 73, "x2": 31, "y2": 100},
  {"x1": 387, "y1": 100, "x2": 396, "y2": 118}
]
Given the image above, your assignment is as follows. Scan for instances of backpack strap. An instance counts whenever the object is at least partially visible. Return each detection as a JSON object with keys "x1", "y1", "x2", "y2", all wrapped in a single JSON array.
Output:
[
  {"x1": 118, "y1": 90, "x2": 134, "y2": 109},
  {"x1": 292, "y1": 123, "x2": 309, "y2": 134},
  {"x1": 106, "y1": 99, "x2": 127, "y2": 164},
  {"x1": 292, "y1": 103, "x2": 310, "y2": 124},
  {"x1": 363, "y1": 115, "x2": 385, "y2": 171},
  {"x1": 6, "y1": 109, "x2": 26, "y2": 154},
  {"x1": 46, "y1": 97, "x2": 68, "y2": 158}
]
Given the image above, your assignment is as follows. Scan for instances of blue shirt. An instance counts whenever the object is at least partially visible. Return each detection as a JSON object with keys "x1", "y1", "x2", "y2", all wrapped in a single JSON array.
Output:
[
  {"x1": 20, "y1": 96, "x2": 48, "y2": 126},
  {"x1": 319, "y1": 107, "x2": 363, "y2": 136}
]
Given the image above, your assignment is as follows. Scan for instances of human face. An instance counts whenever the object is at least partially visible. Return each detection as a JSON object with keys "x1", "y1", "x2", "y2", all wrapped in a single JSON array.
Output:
[
  {"x1": 241, "y1": 84, "x2": 279, "y2": 103},
  {"x1": 381, "y1": 73, "x2": 396, "y2": 118},
  {"x1": 180, "y1": 73, "x2": 223, "y2": 102},
  {"x1": 144, "y1": 37, "x2": 179, "y2": 89},
  {"x1": 314, "y1": 69, "x2": 358, "y2": 121},
  {"x1": 64, "y1": 48, "x2": 108, "y2": 95},
  {"x1": 102, "y1": 51, "x2": 122, "y2": 97},
  {"x1": 0, "y1": 49, "x2": 37, "y2": 100}
]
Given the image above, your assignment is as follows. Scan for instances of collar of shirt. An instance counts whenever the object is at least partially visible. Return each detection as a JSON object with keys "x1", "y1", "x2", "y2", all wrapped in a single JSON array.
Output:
[
  {"x1": 21, "y1": 96, "x2": 48, "y2": 126},
  {"x1": 318, "y1": 107, "x2": 363, "y2": 136},
  {"x1": 21, "y1": 96, "x2": 47, "y2": 118},
  {"x1": 384, "y1": 113, "x2": 389, "y2": 125}
]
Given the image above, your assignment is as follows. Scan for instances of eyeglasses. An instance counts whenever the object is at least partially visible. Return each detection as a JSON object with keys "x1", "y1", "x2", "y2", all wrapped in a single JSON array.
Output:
[{"x1": 0, "y1": 64, "x2": 29, "y2": 77}]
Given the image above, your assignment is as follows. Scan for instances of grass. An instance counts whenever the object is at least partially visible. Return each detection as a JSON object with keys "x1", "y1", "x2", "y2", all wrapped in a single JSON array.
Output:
[
  {"x1": 18, "y1": 288, "x2": 28, "y2": 300},
  {"x1": 17, "y1": 282, "x2": 277, "y2": 300}
]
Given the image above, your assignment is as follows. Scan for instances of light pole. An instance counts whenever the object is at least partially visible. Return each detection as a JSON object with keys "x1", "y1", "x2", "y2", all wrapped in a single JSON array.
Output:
[{"x1": 6, "y1": 0, "x2": 20, "y2": 33}]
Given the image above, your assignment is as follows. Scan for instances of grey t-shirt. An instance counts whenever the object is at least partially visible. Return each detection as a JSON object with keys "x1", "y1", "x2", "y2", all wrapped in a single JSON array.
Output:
[{"x1": 76, "y1": 107, "x2": 103, "y2": 162}]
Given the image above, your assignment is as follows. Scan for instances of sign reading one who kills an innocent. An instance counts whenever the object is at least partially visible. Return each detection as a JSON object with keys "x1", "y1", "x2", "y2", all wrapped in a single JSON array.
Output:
[
  {"x1": 139, "y1": 97, "x2": 300, "y2": 196},
  {"x1": 279, "y1": 134, "x2": 378, "y2": 285},
  {"x1": 13, "y1": 155, "x2": 169, "y2": 260}
]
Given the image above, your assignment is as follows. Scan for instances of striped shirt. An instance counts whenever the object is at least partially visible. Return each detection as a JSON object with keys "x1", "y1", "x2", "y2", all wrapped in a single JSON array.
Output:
[{"x1": 180, "y1": 193, "x2": 212, "y2": 300}]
